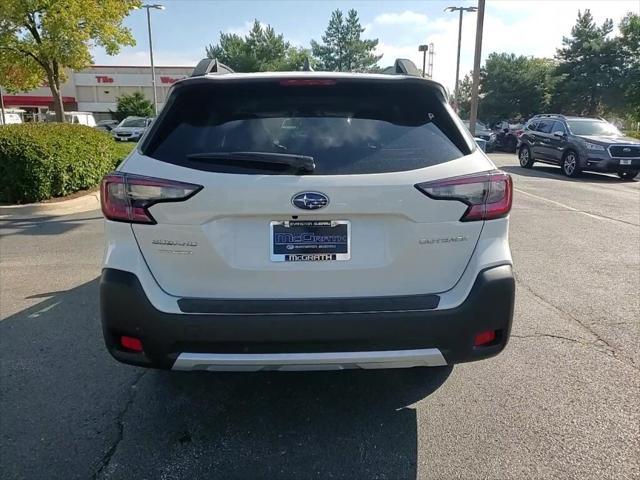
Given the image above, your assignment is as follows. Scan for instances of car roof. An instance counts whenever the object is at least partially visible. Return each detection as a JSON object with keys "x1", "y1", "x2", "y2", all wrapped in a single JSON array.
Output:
[{"x1": 171, "y1": 71, "x2": 448, "y2": 98}]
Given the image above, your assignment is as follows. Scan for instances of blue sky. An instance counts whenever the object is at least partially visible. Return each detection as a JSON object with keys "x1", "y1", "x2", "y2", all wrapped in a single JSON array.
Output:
[{"x1": 92, "y1": 0, "x2": 639, "y2": 90}]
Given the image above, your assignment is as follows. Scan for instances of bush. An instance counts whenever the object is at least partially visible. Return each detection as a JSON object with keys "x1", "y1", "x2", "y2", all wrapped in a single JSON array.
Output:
[
  {"x1": 113, "y1": 92, "x2": 153, "y2": 121},
  {"x1": 0, "y1": 123, "x2": 121, "y2": 203},
  {"x1": 623, "y1": 130, "x2": 640, "y2": 139}
]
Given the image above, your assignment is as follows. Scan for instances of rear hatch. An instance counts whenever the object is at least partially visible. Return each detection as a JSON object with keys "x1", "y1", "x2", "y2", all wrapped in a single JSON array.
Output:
[{"x1": 121, "y1": 75, "x2": 494, "y2": 299}]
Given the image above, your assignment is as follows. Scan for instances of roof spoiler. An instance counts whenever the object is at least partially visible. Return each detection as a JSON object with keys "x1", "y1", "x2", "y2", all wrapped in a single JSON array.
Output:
[
  {"x1": 191, "y1": 58, "x2": 235, "y2": 77},
  {"x1": 381, "y1": 59, "x2": 422, "y2": 77}
]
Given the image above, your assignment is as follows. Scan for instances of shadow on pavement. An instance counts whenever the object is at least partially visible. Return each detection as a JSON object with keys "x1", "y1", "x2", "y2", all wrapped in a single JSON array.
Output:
[
  {"x1": 0, "y1": 278, "x2": 453, "y2": 480},
  {"x1": 0, "y1": 214, "x2": 103, "y2": 237},
  {"x1": 501, "y1": 165, "x2": 637, "y2": 183}
]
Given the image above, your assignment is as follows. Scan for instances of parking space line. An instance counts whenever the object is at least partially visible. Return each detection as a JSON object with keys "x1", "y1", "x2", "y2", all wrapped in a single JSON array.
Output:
[{"x1": 514, "y1": 188, "x2": 637, "y2": 226}]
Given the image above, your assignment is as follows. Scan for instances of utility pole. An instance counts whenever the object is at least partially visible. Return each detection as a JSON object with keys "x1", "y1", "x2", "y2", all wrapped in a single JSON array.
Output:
[
  {"x1": 141, "y1": 4, "x2": 165, "y2": 116},
  {"x1": 445, "y1": 6, "x2": 477, "y2": 101},
  {"x1": 418, "y1": 45, "x2": 429, "y2": 77},
  {"x1": 468, "y1": 0, "x2": 485, "y2": 137}
]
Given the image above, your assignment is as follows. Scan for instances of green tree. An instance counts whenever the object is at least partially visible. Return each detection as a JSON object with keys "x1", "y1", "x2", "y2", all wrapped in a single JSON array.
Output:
[
  {"x1": 552, "y1": 9, "x2": 622, "y2": 116},
  {"x1": 454, "y1": 72, "x2": 473, "y2": 119},
  {"x1": 0, "y1": 0, "x2": 139, "y2": 122},
  {"x1": 618, "y1": 13, "x2": 640, "y2": 123},
  {"x1": 113, "y1": 92, "x2": 153, "y2": 121},
  {"x1": 205, "y1": 20, "x2": 308, "y2": 72},
  {"x1": 311, "y1": 9, "x2": 381, "y2": 72},
  {"x1": 478, "y1": 53, "x2": 555, "y2": 122}
]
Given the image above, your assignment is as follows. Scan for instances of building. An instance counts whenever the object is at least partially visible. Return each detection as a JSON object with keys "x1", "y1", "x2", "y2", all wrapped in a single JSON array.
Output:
[{"x1": 2, "y1": 65, "x2": 193, "y2": 121}]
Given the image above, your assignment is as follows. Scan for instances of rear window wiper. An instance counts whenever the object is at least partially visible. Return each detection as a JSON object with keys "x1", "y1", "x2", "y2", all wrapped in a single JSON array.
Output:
[{"x1": 186, "y1": 151, "x2": 315, "y2": 173}]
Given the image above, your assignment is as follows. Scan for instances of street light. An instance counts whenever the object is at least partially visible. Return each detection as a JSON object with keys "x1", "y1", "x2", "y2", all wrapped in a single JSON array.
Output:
[
  {"x1": 444, "y1": 6, "x2": 477, "y2": 100},
  {"x1": 141, "y1": 4, "x2": 165, "y2": 116},
  {"x1": 418, "y1": 44, "x2": 429, "y2": 77}
]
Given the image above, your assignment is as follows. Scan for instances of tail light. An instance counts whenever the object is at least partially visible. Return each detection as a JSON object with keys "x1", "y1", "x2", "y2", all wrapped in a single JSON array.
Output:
[
  {"x1": 415, "y1": 170, "x2": 512, "y2": 222},
  {"x1": 515, "y1": 129, "x2": 524, "y2": 137},
  {"x1": 101, "y1": 172, "x2": 202, "y2": 224}
]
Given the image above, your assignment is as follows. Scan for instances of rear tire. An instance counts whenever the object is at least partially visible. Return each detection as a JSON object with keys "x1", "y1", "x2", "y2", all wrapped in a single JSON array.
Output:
[
  {"x1": 562, "y1": 151, "x2": 581, "y2": 178},
  {"x1": 507, "y1": 136, "x2": 517, "y2": 153},
  {"x1": 518, "y1": 145, "x2": 534, "y2": 168},
  {"x1": 617, "y1": 171, "x2": 639, "y2": 180}
]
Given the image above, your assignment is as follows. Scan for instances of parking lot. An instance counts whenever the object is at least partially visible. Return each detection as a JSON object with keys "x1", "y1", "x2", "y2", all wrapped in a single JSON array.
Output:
[{"x1": 1, "y1": 153, "x2": 638, "y2": 479}]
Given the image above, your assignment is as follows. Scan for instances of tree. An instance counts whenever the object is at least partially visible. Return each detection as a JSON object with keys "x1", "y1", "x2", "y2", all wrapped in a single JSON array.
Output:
[
  {"x1": 618, "y1": 13, "x2": 640, "y2": 123},
  {"x1": 205, "y1": 20, "x2": 308, "y2": 72},
  {"x1": 478, "y1": 53, "x2": 555, "y2": 122},
  {"x1": 454, "y1": 72, "x2": 473, "y2": 119},
  {"x1": 113, "y1": 92, "x2": 153, "y2": 121},
  {"x1": 0, "y1": 0, "x2": 139, "y2": 122},
  {"x1": 552, "y1": 9, "x2": 622, "y2": 116},
  {"x1": 311, "y1": 9, "x2": 381, "y2": 72}
]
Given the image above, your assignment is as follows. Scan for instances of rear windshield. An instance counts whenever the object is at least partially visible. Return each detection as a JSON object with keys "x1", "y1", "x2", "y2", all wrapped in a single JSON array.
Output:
[{"x1": 142, "y1": 79, "x2": 472, "y2": 175}]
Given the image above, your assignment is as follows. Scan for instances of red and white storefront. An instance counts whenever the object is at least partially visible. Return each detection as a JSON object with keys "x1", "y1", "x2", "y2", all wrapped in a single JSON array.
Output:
[{"x1": 3, "y1": 65, "x2": 192, "y2": 121}]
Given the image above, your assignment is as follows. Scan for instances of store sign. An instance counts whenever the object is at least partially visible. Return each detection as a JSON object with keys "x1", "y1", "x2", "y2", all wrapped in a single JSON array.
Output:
[
  {"x1": 95, "y1": 75, "x2": 115, "y2": 84},
  {"x1": 160, "y1": 76, "x2": 183, "y2": 84}
]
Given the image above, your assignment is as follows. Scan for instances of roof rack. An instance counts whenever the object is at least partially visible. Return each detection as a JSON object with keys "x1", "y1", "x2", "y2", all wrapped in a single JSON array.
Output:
[
  {"x1": 381, "y1": 58, "x2": 422, "y2": 77},
  {"x1": 191, "y1": 58, "x2": 235, "y2": 77},
  {"x1": 532, "y1": 113, "x2": 566, "y2": 119}
]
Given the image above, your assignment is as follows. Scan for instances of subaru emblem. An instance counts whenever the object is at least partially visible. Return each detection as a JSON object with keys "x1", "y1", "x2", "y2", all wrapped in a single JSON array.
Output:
[
  {"x1": 292, "y1": 192, "x2": 329, "y2": 210},
  {"x1": 623, "y1": 147, "x2": 631, "y2": 152}
]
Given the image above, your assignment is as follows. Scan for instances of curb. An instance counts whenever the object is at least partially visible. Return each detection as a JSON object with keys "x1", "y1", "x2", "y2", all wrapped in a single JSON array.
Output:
[{"x1": 0, "y1": 191, "x2": 101, "y2": 220}]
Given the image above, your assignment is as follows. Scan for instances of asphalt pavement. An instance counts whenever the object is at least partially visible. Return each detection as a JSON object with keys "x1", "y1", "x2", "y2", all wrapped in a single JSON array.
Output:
[{"x1": 1, "y1": 153, "x2": 638, "y2": 479}]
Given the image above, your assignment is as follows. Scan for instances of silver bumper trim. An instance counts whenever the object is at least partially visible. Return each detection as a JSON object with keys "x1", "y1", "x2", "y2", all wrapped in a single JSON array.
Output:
[{"x1": 172, "y1": 348, "x2": 447, "y2": 372}]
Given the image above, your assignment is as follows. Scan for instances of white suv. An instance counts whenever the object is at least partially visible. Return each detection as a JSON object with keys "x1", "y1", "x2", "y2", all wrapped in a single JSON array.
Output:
[{"x1": 100, "y1": 59, "x2": 515, "y2": 372}]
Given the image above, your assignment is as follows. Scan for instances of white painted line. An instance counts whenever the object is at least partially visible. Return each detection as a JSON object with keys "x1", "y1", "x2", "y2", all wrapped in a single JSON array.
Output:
[
  {"x1": 28, "y1": 301, "x2": 62, "y2": 318},
  {"x1": 514, "y1": 188, "x2": 634, "y2": 224}
]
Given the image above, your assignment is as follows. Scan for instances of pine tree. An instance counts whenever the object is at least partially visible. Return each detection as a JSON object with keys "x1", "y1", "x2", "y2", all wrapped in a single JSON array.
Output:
[{"x1": 311, "y1": 9, "x2": 381, "y2": 72}]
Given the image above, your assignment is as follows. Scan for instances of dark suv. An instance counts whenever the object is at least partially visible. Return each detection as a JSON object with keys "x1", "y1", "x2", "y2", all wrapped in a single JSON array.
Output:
[{"x1": 517, "y1": 114, "x2": 640, "y2": 179}]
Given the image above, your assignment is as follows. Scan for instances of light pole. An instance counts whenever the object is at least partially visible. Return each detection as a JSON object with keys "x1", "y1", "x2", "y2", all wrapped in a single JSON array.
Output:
[
  {"x1": 468, "y1": 0, "x2": 486, "y2": 137},
  {"x1": 418, "y1": 45, "x2": 429, "y2": 77},
  {"x1": 444, "y1": 6, "x2": 477, "y2": 100},
  {"x1": 141, "y1": 4, "x2": 165, "y2": 116}
]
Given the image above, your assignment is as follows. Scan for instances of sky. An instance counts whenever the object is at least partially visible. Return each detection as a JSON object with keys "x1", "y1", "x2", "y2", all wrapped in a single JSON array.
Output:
[{"x1": 92, "y1": 0, "x2": 639, "y2": 91}]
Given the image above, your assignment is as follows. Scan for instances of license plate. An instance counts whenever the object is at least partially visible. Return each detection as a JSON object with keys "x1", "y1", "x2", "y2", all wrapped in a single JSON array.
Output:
[
  {"x1": 270, "y1": 220, "x2": 350, "y2": 262},
  {"x1": 620, "y1": 159, "x2": 632, "y2": 165}
]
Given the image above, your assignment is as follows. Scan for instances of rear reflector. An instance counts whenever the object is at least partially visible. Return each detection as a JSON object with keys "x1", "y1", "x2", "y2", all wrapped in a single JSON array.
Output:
[
  {"x1": 120, "y1": 335, "x2": 143, "y2": 352},
  {"x1": 101, "y1": 173, "x2": 202, "y2": 224},
  {"x1": 473, "y1": 330, "x2": 497, "y2": 347},
  {"x1": 415, "y1": 170, "x2": 513, "y2": 221}
]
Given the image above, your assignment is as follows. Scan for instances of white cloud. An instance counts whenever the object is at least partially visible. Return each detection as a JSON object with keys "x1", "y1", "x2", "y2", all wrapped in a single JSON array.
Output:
[
  {"x1": 374, "y1": 11, "x2": 428, "y2": 25},
  {"x1": 373, "y1": 1, "x2": 638, "y2": 92},
  {"x1": 224, "y1": 20, "x2": 268, "y2": 37}
]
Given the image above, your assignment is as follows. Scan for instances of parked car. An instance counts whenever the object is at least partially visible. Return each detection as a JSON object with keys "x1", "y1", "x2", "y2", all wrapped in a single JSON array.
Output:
[
  {"x1": 0, "y1": 112, "x2": 23, "y2": 125},
  {"x1": 111, "y1": 116, "x2": 153, "y2": 142},
  {"x1": 95, "y1": 119, "x2": 119, "y2": 132},
  {"x1": 491, "y1": 120, "x2": 523, "y2": 152},
  {"x1": 99, "y1": 58, "x2": 515, "y2": 372},
  {"x1": 517, "y1": 114, "x2": 640, "y2": 179},
  {"x1": 45, "y1": 111, "x2": 96, "y2": 126},
  {"x1": 462, "y1": 120, "x2": 496, "y2": 152}
]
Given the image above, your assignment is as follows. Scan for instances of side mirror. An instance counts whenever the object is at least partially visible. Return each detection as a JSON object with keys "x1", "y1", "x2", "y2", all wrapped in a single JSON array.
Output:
[{"x1": 553, "y1": 131, "x2": 565, "y2": 138}]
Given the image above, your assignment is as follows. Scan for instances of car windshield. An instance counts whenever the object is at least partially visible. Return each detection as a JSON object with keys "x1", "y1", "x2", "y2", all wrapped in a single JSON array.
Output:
[
  {"x1": 567, "y1": 120, "x2": 621, "y2": 136},
  {"x1": 120, "y1": 118, "x2": 147, "y2": 128}
]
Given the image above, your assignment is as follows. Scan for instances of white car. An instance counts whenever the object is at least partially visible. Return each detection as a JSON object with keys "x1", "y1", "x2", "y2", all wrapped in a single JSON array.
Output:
[
  {"x1": 111, "y1": 116, "x2": 153, "y2": 142},
  {"x1": 100, "y1": 60, "x2": 515, "y2": 372}
]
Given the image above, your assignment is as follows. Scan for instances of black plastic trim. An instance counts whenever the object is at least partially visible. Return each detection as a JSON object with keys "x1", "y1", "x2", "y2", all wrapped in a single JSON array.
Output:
[
  {"x1": 178, "y1": 293, "x2": 440, "y2": 314},
  {"x1": 100, "y1": 265, "x2": 515, "y2": 369}
]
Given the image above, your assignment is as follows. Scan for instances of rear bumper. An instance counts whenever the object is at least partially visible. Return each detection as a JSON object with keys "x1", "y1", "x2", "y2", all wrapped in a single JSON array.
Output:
[{"x1": 100, "y1": 265, "x2": 515, "y2": 370}]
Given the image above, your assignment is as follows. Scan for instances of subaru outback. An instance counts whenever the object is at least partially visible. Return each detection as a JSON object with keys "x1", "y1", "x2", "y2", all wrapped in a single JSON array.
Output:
[
  {"x1": 99, "y1": 59, "x2": 515, "y2": 372},
  {"x1": 517, "y1": 114, "x2": 640, "y2": 179}
]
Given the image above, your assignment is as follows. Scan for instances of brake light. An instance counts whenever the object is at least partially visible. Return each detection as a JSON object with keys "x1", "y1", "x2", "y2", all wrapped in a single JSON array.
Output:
[
  {"x1": 279, "y1": 79, "x2": 336, "y2": 86},
  {"x1": 415, "y1": 170, "x2": 512, "y2": 221},
  {"x1": 100, "y1": 173, "x2": 202, "y2": 224},
  {"x1": 474, "y1": 330, "x2": 497, "y2": 347},
  {"x1": 120, "y1": 335, "x2": 143, "y2": 352},
  {"x1": 515, "y1": 129, "x2": 524, "y2": 137}
]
